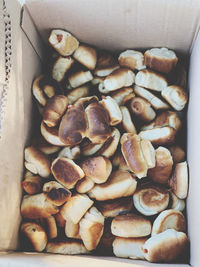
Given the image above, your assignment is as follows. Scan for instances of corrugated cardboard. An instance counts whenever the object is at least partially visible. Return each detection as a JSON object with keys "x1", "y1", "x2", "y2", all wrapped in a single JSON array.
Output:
[
  {"x1": 0, "y1": 0, "x2": 5, "y2": 84},
  {"x1": 0, "y1": 0, "x2": 24, "y2": 251},
  {"x1": 1, "y1": 0, "x2": 200, "y2": 266}
]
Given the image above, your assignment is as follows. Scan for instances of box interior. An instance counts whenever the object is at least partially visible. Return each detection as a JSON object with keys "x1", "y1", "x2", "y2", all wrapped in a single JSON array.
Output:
[
  {"x1": 0, "y1": 252, "x2": 190, "y2": 267},
  {"x1": 1, "y1": 0, "x2": 200, "y2": 266},
  {"x1": 23, "y1": 0, "x2": 200, "y2": 54}
]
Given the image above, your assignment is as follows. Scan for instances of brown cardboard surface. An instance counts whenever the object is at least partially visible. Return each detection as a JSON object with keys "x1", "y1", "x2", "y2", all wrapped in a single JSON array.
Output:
[
  {"x1": 0, "y1": 252, "x2": 190, "y2": 267},
  {"x1": 0, "y1": 0, "x2": 200, "y2": 266},
  {"x1": 187, "y1": 25, "x2": 200, "y2": 267},
  {"x1": 21, "y1": 31, "x2": 42, "y2": 146},
  {"x1": 0, "y1": 0, "x2": 41, "y2": 251},
  {"x1": 25, "y1": 0, "x2": 200, "y2": 53},
  {"x1": 21, "y1": 5, "x2": 45, "y2": 60},
  {"x1": 0, "y1": 0, "x2": 24, "y2": 251},
  {"x1": 0, "y1": 0, "x2": 5, "y2": 84}
]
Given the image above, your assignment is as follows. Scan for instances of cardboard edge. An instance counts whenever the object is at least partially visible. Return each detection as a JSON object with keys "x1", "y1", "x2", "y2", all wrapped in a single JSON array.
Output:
[
  {"x1": 20, "y1": 4, "x2": 44, "y2": 61},
  {"x1": 0, "y1": 252, "x2": 191, "y2": 267},
  {"x1": 187, "y1": 24, "x2": 200, "y2": 267},
  {"x1": 0, "y1": 0, "x2": 196, "y2": 265},
  {"x1": 189, "y1": 6, "x2": 200, "y2": 53}
]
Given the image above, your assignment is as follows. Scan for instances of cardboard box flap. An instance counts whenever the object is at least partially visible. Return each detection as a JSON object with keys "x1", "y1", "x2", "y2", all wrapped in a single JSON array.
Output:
[
  {"x1": 0, "y1": 0, "x2": 24, "y2": 251},
  {"x1": 0, "y1": 252, "x2": 191, "y2": 267},
  {"x1": 24, "y1": 0, "x2": 200, "y2": 53},
  {"x1": 0, "y1": 0, "x2": 41, "y2": 252},
  {"x1": 187, "y1": 25, "x2": 200, "y2": 267},
  {"x1": 21, "y1": 5, "x2": 45, "y2": 60},
  {"x1": 0, "y1": 0, "x2": 5, "y2": 85}
]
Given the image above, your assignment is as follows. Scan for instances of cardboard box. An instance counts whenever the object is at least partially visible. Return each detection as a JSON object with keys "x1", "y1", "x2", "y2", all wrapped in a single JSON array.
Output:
[{"x1": 0, "y1": 0, "x2": 200, "y2": 266}]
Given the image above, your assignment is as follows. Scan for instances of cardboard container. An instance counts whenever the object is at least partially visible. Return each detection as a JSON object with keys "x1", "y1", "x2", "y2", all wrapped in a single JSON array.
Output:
[{"x1": 0, "y1": 0, "x2": 200, "y2": 266}]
